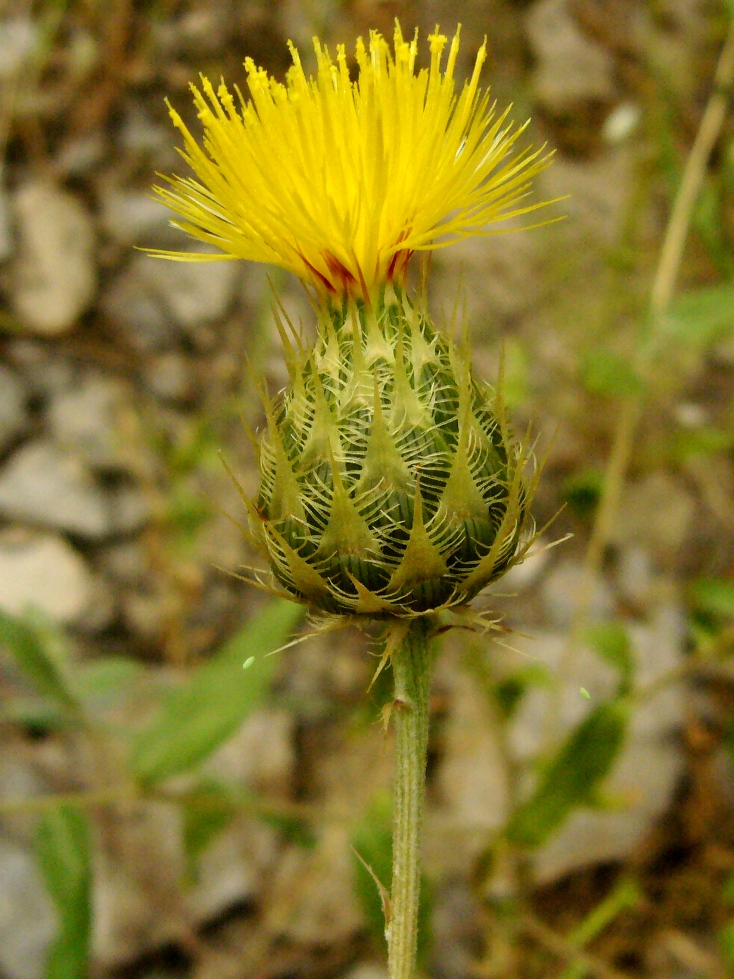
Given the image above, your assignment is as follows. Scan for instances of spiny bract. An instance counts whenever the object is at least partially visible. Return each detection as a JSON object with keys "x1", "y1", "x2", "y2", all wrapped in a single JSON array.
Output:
[{"x1": 245, "y1": 293, "x2": 531, "y2": 616}]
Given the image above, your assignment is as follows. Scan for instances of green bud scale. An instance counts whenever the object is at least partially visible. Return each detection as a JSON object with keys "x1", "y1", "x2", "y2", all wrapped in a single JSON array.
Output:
[{"x1": 245, "y1": 293, "x2": 532, "y2": 618}]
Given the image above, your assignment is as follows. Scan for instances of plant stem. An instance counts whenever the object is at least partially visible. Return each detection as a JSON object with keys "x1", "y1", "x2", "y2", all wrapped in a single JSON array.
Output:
[{"x1": 387, "y1": 617, "x2": 433, "y2": 979}]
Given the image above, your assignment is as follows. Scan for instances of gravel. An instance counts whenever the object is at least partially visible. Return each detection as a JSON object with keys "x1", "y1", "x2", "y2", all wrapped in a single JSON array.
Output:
[
  {"x1": 8, "y1": 181, "x2": 97, "y2": 335},
  {"x1": 0, "y1": 440, "x2": 112, "y2": 538}
]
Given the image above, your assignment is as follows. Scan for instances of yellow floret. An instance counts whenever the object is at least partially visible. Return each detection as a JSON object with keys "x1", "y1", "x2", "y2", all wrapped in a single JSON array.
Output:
[{"x1": 151, "y1": 23, "x2": 555, "y2": 301}]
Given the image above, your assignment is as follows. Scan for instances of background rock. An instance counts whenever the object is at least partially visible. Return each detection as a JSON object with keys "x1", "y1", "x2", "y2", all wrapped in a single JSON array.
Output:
[
  {"x1": 0, "y1": 365, "x2": 28, "y2": 455},
  {"x1": 526, "y1": 0, "x2": 616, "y2": 115},
  {"x1": 8, "y1": 182, "x2": 96, "y2": 335},
  {"x1": 0, "y1": 441, "x2": 111, "y2": 539},
  {"x1": 0, "y1": 530, "x2": 97, "y2": 627},
  {"x1": 47, "y1": 375, "x2": 140, "y2": 473},
  {"x1": 0, "y1": 838, "x2": 57, "y2": 979}
]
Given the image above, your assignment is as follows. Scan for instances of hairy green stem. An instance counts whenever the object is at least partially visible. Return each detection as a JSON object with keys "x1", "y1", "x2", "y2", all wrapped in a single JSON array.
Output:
[{"x1": 387, "y1": 618, "x2": 433, "y2": 979}]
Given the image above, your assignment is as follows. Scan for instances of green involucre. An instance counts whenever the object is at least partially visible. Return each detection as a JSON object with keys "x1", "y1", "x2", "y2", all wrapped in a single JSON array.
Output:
[{"x1": 249, "y1": 293, "x2": 530, "y2": 616}]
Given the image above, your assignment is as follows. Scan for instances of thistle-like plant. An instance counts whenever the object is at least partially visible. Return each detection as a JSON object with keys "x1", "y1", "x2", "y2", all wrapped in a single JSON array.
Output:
[{"x1": 152, "y1": 24, "x2": 554, "y2": 979}]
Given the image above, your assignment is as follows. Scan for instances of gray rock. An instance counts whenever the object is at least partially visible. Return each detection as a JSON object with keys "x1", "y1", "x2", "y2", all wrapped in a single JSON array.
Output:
[
  {"x1": 433, "y1": 665, "x2": 509, "y2": 871},
  {"x1": 99, "y1": 188, "x2": 171, "y2": 247},
  {"x1": 5, "y1": 340, "x2": 75, "y2": 399},
  {"x1": 341, "y1": 966, "x2": 388, "y2": 979},
  {"x1": 0, "y1": 182, "x2": 12, "y2": 262},
  {"x1": 432, "y1": 223, "x2": 541, "y2": 325},
  {"x1": 538, "y1": 148, "x2": 635, "y2": 246},
  {"x1": 511, "y1": 605, "x2": 685, "y2": 883},
  {"x1": 0, "y1": 441, "x2": 111, "y2": 538},
  {"x1": 141, "y1": 250, "x2": 240, "y2": 332},
  {"x1": 92, "y1": 802, "x2": 186, "y2": 970},
  {"x1": 118, "y1": 102, "x2": 171, "y2": 158},
  {"x1": 616, "y1": 543, "x2": 655, "y2": 609},
  {"x1": 101, "y1": 259, "x2": 175, "y2": 351},
  {"x1": 0, "y1": 839, "x2": 57, "y2": 979},
  {"x1": 540, "y1": 557, "x2": 615, "y2": 628},
  {"x1": 100, "y1": 540, "x2": 148, "y2": 584},
  {"x1": 0, "y1": 530, "x2": 96, "y2": 627},
  {"x1": 526, "y1": 0, "x2": 615, "y2": 114},
  {"x1": 9, "y1": 181, "x2": 96, "y2": 335},
  {"x1": 264, "y1": 825, "x2": 364, "y2": 943},
  {"x1": 614, "y1": 472, "x2": 695, "y2": 565},
  {"x1": 46, "y1": 375, "x2": 143, "y2": 475},
  {"x1": 432, "y1": 603, "x2": 685, "y2": 885},
  {"x1": 55, "y1": 134, "x2": 106, "y2": 178},
  {"x1": 143, "y1": 351, "x2": 193, "y2": 404},
  {"x1": 500, "y1": 537, "x2": 551, "y2": 594},
  {"x1": 0, "y1": 365, "x2": 28, "y2": 454},
  {"x1": 187, "y1": 818, "x2": 279, "y2": 923},
  {"x1": 121, "y1": 584, "x2": 169, "y2": 641},
  {"x1": 186, "y1": 709, "x2": 294, "y2": 921},
  {"x1": 108, "y1": 484, "x2": 151, "y2": 535},
  {"x1": 0, "y1": 19, "x2": 36, "y2": 80}
]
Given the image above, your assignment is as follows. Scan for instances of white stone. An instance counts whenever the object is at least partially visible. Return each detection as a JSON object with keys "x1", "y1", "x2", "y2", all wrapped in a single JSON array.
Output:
[
  {"x1": 0, "y1": 183, "x2": 12, "y2": 263},
  {"x1": 0, "y1": 839, "x2": 57, "y2": 979},
  {"x1": 141, "y1": 251, "x2": 240, "y2": 330},
  {"x1": 538, "y1": 148, "x2": 635, "y2": 245},
  {"x1": 433, "y1": 665, "x2": 510, "y2": 870},
  {"x1": 99, "y1": 188, "x2": 170, "y2": 246},
  {"x1": 187, "y1": 818, "x2": 279, "y2": 922},
  {"x1": 501, "y1": 538, "x2": 552, "y2": 593},
  {"x1": 264, "y1": 825, "x2": 364, "y2": 943},
  {"x1": 0, "y1": 364, "x2": 28, "y2": 454},
  {"x1": 526, "y1": 0, "x2": 615, "y2": 113},
  {"x1": 614, "y1": 472, "x2": 695, "y2": 563},
  {"x1": 512, "y1": 606, "x2": 684, "y2": 882},
  {"x1": 342, "y1": 965, "x2": 388, "y2": 979},
  {"x1": 0, "y1": 441, "x2": 111, "y2": 538},
  {"x1": 541, "y1": 558, "x2": 615, "y2": 628},
  {"x1": 0, "y1": 531, "x2": 95, "y2": 626},
  {"x1": 47, "y1": 375, "x2": 136, "y2": 471},
  {"x1": 101, "y1": 261, "x2": 175, "y2": 351},
  {"x1": 9, "y1": 181, "x2": 96, "y2": 335}
]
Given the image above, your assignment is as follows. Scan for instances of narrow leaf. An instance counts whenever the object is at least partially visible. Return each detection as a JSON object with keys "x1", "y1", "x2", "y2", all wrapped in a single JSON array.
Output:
[
  {"x1": 35, "y1": 805, "x2": 92, "y2": 979},
  {"x1": 130, "y1": 599, "x2": 302, "y2": 784},
  {"x1": 508, "y1": 700, "x2": 630, "y2": 848},
  {"x1": 583, "y1": 622, "x2": 634, "y2": 693},
  {"x1": 0, "y1": 611, "x2": 80, "y2": 715},
  {"x1": 690, "y1": 578, "x2": 734, "y2": 619},
  {"x1": 181, "y1": 781, "x2": 238, "y2": 878},
  {"x1": 664, "y1": 281, "x2": 734, "y2": 347},
  {"x1": 351, "y1": 794, "x2": 433, "y2": 963},
  {"x1": 581, "y1": 350, "x2": 641, "y2": 398}
]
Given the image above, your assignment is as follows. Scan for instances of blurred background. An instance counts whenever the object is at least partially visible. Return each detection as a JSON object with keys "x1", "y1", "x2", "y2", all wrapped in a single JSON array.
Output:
[{"x1": 1, "y1": 1, "x2": 734, "y2": 978}]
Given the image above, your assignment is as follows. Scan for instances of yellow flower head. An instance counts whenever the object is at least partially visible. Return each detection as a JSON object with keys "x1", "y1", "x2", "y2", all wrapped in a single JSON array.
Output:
[{"x1": 152, "y1": 23, "x2": 553, "y2": 301}]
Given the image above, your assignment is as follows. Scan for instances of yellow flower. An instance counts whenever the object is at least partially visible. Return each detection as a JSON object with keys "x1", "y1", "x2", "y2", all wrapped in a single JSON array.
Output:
[{"x1": 151, "y1": 23, "x2": 554, "y2": 301}]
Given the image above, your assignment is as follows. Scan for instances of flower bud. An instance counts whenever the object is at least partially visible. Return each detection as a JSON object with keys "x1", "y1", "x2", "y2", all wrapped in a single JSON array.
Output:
[{"x1": 249, "y1": 293, "x2": 532, "y2": 617}]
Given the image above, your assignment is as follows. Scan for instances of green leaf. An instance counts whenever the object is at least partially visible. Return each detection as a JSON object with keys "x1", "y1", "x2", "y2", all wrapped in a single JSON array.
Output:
[
  {"x1": 35, "y1": 806, "x2": 91, "y2": 979},
  {"x1": 502, "y1": 338, "x2": 529, "y2": 409},
  {"x1": 494, "y1": 663, "x2": 551, "y2": 719},
  {"x1": 583, "y1": 622, "x2": 634, "y2": 693},
  {"x1": 351, "y1": 794, "x2": 432, "y2": 964},
  {"x1": 663, "y1": 281, "x2": 734, "y2": 347},
  {"x1": 507, "y1": 700, "x2": 630, "y2": 848},
  {"x1": 581, "y1": 350, "x2": 641, "y2": 398},
  {"x1": 0, "y1": 610, "x2": 80, "y2": 715},
  {"x1": 75, "y1": 657, "x2": 143, "y2": 711},
  {"x1": 181, "y1": 781, "x2": 238, "y2": 878},
  {"x1": 690, "y1": 578, "x2": 734, "y2": 620},
  {"x1": 722, "y1": 872, "x2": 734, "y2": 906},
  {"x1": 671, "y1": 426, "x2": 734, "y2": 460},
  {"x1": 562, "y1": 468, "x2": 604, "y2": 518},
  {"x1": 130, "y1": 599, "x2": 302, "y2": 784},
  {"x1": 719, "y1": 920, "x2": 734, "y2": 970}
]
